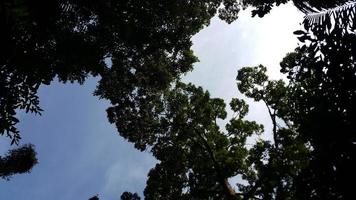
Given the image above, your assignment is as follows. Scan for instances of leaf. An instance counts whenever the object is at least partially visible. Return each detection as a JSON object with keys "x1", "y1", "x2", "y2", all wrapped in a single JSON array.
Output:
[{"x1": 293, "y1": 30, "x2": 306, "y2": 35}]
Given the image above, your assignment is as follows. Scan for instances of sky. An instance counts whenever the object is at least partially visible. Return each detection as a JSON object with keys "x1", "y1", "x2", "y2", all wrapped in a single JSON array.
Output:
[{"x1": 0, "y1": 3, "x2": 303, "y2": 200}]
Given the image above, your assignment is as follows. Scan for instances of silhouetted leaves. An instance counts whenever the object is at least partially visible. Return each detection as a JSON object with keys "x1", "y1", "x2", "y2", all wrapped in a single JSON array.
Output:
[
  {"x1": 0, "y1": 144, "x2": 37, "y2": 180},
  {"x1": 2, "y1": 0, "x2": 277, "y2": 147},
  {"x1": 2, "y1": 1, "x2": 356, "y2": 199},
  {"x1": 99, "y1": 1, "x2": 356, "y2": 199},
  {"x1": 0, "y1": 0, "x2": 231, "y2": 187},
  {"x1": 121, "y1": 192, "x2": 141, "y2": 200},
  {"x1": 110, "y1": 65, "x2": 312, "y2": 199},
  {"x1": 1, "y1": 0, "x2": 233, "y2": 144},
  {"x1": 88, "y1": 196, "x2": 99, "y2": 200},
  {"x1": 100, "y1": 81, "x2": 265, "y2": 199}
]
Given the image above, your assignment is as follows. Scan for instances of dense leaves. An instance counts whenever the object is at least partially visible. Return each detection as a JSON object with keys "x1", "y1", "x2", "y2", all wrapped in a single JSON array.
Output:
[
  {"x1": 0, "y1": 0, "x2": 290, "y2": 189},
  {"x1": 1, "y1": 0, "x2": 228, "y2": 144},
  {"x1": 1, "y1": 0, "x2": 351, "y2": 144},
  {"x1": 132, "y1": 82, "x2": 265, "y2": 199},
  {"x1": 0, "y1": 0, "x2": 234, "y2": 185},
  {"x1": 2, "y1": 0, "x2": 356, "y2": 199},
  {"x1": 121, "y1": 192, "x2": 141, "y2": 200},
  {"x1": 109, "y1": 1, "x2": 356, "y2": 197},
  {"x1": 225, "y1": 0, "x2": 351, "y2": 18},
  {"x1": 280, "y1": 6, "x2": 356, "y2": 198},
  {"x1": 0, "y1": 144, "x2": 37, "y2": 180},
  {"x1": 108, "y1": 67, "x2": 312, "y2": 199}
]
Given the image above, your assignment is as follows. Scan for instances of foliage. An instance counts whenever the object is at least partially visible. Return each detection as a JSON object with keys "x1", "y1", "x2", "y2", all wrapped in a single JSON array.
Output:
[
  {"x1": 280, "y1": 5, "x2": 356, "y2": 197},
  {"x1": 222, "y1": 0, "x2": 351, "y2": 18},
  {"x1": 0, "y1": 0, "x2": 300, "y2": 190},
  {"x1": 2, "y1": 0, "x2": 356, "y2": 199},
  {"x1": 131, "y1": 82, "x2": 259, "y2": 199},
  {"x1": 100, "y1": 71, "x2": 312, "y2": 199},
  {"x1": 88, "y1": 196, "x2": 99, "y2": 200},
  {"x1": 108, "y1": 1, "x2": 356, "y2": 197},
  {"x1": 0, "y1": 0, "x2": 297, "y2": 190},
  {"x1": 0, "y1": 0, "x2": 226, "y2": 145},
  {"x1": 121, "y1": 192, "x2": 141, "y2": 200},
  {"x1": 0, "y1": 144, "x2": 37, "y2": 180},
  {"x1": 0, "y1": 0, "x2": 350, "y2": 145}
]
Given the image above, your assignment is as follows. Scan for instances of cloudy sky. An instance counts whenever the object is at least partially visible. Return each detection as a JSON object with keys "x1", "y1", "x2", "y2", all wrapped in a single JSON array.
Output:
[{"x1": 0, "y1": 3, "x2": 303, "y2": 200}]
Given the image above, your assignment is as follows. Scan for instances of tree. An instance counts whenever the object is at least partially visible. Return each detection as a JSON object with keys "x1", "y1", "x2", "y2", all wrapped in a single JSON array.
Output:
[
  {"x1": 0, "y1": 1, "x2": 260, "y2": 182},
  {"x1": 0, "y1": 0, "x2": 241, "y2": 185},
  {"x1": 0, "y1": 0, "x2": 350, "y2": 146},
  {"x1": 279, "y1": 6, "x2": 356, "y2": 197},
  {"x1": 0, "y1": 0, "x2": 297, "y2": 183},
  {"x1": 236, "y1": 3, "x2": 356, "y2": 198},
  {"x1": 0, "y1": 0, "x2": 246, "y2": 181},
  {"x1": 109, "y1": 44, "x2": 352, "y2": 199},
  {"x1": 0, "y1": 0, "x2": 277, "y2": 190},
  {"x1": 2, "y1": 0, "x2": 355, "y2": 198},
  {"x1": 103, "y1": 0, "x2": 356, "y2": 194},
  {"x1": 2, "y1": 0, "x2": 234, "y2": 145},
  {"x1": 90, "y1": 1, "x2": 356, "y2": 199},
  {"x1": 98, "y1": 72, "x2": 312, "y2": 200},
  {"x1": 236, "y1": 3, "x2": 356, "y2": 197},
  {"x1": 123, "y1": 82, "x2": 264, "y2": 199}
]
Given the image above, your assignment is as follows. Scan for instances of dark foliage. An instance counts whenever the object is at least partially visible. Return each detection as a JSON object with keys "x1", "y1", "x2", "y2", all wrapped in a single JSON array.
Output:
[
  {"x1": 0, "y1": 144, "x2": 37, "y2": 180},
  {"x1": 121, "y1": 192, "x2": 141, "y2": 200},
  {"x1": 114, "y1": 82, "x2": 266, "y2": 200},
  {"x1": 280, "y1": 5, "x2": 356, "y2": 198},
  {"x1": 0, "y1": 0, "x2": 227, "y2": 187},
  {"x1": 1, "y1": 0, "x2": 235, "y2": 145},
  {"x1": 89, "y1": 195, "x2": 99, "y2": 200},
  {"x1": 226, "y1": 0, "x2": 350, "y2": 18},
  {"x1": 2, "y1": 0, "x2": 356, "y2": 199},
  {"x1": 1, "y1": 0, "x2": 350, "y2": 145},
  {"x1": 88, "y1": 195, "x2": 99, "y2": 200},
  {"x1": 109, "y1": 68, "x2": 309, "y2": 199},
  {"x1": 103, "y1": 2, "x2": 356, "y2": 199}
]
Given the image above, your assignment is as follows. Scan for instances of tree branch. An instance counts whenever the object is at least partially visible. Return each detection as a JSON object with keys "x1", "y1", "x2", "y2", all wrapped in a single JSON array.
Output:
[
  {"x1": 196, "y1": 130, "x2": 238, "y2": 199},
  {"x1": 263, "y1": 100, "x2": 278, "y2": 147}
]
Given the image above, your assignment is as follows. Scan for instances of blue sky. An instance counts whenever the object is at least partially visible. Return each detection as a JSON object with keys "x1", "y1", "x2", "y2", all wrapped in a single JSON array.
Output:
[{"x1": 0, "y1": 3, "x2": 302, "y2": 200}]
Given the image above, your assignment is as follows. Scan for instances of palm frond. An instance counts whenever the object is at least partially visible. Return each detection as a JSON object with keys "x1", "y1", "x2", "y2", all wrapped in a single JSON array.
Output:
[
  {"x1": 293, "y1": 0, "x2": 352, "y2": 14},
  {"x1": 303, "y1": 1, "x2": 356, "y2": 30}
]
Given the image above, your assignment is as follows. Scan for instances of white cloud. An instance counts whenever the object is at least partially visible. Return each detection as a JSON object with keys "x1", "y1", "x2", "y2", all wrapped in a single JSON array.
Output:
[{"x1": 102, "y1": 151, "x2": 155, "y2": 198}]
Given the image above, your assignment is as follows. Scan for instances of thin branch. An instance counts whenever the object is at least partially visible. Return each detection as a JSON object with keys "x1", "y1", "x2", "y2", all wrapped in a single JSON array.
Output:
[{"x1": 263, "y1": 100, "x2": 278, "y2": 147}]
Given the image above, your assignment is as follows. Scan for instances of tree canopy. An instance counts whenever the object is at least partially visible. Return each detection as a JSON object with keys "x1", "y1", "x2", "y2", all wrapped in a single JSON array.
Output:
[
  {"x1": 1, "y1": 0, "x2": 356, "y2": 199},
  {"x1": 97, "y1": 66, "x2": 309, "y2": 199},
  {"x1": 93, "y1": 1, "x2": 356, "y2": 198},
  {"x1": 0, "y1": 0, "x2": 229, "y2": 179},
  {"x1": 0, "y1": 0, "x2": 351, "y2": 144},
  {"x1": 1, "y1": 0, "x2": 227, "y2": 144}
]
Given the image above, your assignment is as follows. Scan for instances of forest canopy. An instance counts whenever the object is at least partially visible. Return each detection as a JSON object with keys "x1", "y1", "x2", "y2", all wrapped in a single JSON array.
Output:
[{"x1": 1, "y1": 0, "x2": 356, "y2": 199}]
